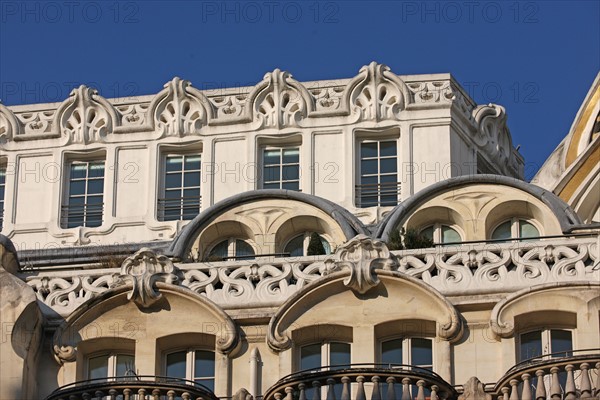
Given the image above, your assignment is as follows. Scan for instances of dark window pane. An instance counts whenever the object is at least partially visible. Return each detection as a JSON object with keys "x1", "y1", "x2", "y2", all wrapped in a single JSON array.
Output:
[
  {"x1": 282, "y1": 181, "x2": 300, "y2": 191},
  {"x1": 165, "y1": 173, "x2": 181, "y2": 189},
  {"x1": 380, "y1": 195, "x2": 398, "y2": 206},
  {"x1": 380, "y1": 174, "x2": 398, "y2": 184},
  {"x1": 166, "y1": 351, "x2": 187, "y2": 379},
  {"x1": 300, "y1": 344, "x2": 321, "y2": 371},
  {"x1": 87, "y1": 179, "x2": 104, "y2": 195},
  {"x1": 380, "y1": 158, "x2": 397, "y2": 174},
  {"x1": 263, "y1": 182, "x2": 280, "y2": 189},
  {"x1": 520, "y1": 331, "x2": 542, "y2": 361},
  {"x1": 194, "y1": 350, "x2": 215, "y2": 377},
  {"x1": 550, "y1": 330, "x2": 572, "y2": 356},
  {"x1": 263, "y1": 150, "x2": 280, "y2": 166},
  {"x1": 86, "y1": 195, "x2": 103, "y2": 204},
  {"x1": 88, "y1": 163, "x2": 105, "y2": 178},
  {"x1": 185, "y1": 155, "x2": 201, "y2": 170},
  {"x1": 184, "y1": 188, "x2": 200, "y2": 199},
  {"x1": 166, "y1": 157, "x2": 183, "y2": 172},
  {"x1": 330, "y1": 342, "x2": 351, "y2": 367},
  {"x1": 361, "y1": 159, "x2": 377, "y2": 175},
  {"x1": 282, "y1": 165, "x2": 299, "y2": 181},
  {"x1": 70, "y1": 164, "x2": 87, "y2": 179},
  {"x1": 195, "y1": 378, "x2": 214, "y2": 392},
  {"x1": 263, "y1": 166, "x2": 280, "y2": 182},
  {"x1": 361, "y1": 142, "x2": 378, "y2": 159},
  {"x1": 88, "y1": 355, "x2": 109, "y2": 380},
  {"x1": 380, "y1": 141, "x2": 397, "y2": 157},
  {"x1": 282, "y1": 148, "x2": 299, "y2": 164},
  {"x1": 208, "y1": 240, "x2": 229, "y2": 259},
  {"x1": 442, "y1": 226, "x2": 461, "y2": 243},
  {"x1": 382, "y1": 339, "x2": 403, "y2": 365},
  {"x1": 411, "y1": 338, "x2": 432, "y2": 367},
  {"x1": 284, "y1": 235, "x2": 304, "y2": 257},
  {"x1": 184, "y1": 171, "x2": 201, "y2": 187},
  {"x1": 69, "y1": 180, "x2": 86, "y2": 196},
  {"x1": 519, "y1": 220, "x2": 539, "y2": 238},
  {"x1": 165, "y1": 189, "x2": 181, "y2": 199},
  {"x1": 492, "y1": 221, "x2": 512, "y2": 240},
  {"x1": 360, "y1": 175, "x2": 378, "y2": 185},
  {"x1": 235, "y1": 240, "x2": 255, "y2": 258},
  {"x1": 116, "y1": 355, "x2": 135, "y2": 377},
  {"x1": 421, "y1": 226, "x2": 434, "y2": 242}
]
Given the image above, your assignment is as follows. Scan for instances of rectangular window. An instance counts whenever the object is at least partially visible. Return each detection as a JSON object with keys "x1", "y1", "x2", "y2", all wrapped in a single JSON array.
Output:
[
  {"x1": 0, "y1": 163, "x2": 5, "y2": 231},
  {"x1": 519, "y1": 329, "x2": 573, "y2": 361},
  {"x1": 159, "y1": 155, "x2": 201, "y2": 221},
  {"x1": 262, "y1": 147, "x2": 300, "y2": 191},
  {"x1": 87, "y1": 353, "x2": 134, "y2": 380},
  {"x1": 357, "y1": 140, "x2": 399, "y2": 207},
  {"x1": 166, "y1": 350, "x2": 215, "y2": 391},
  {"x1": 62, "y1": 160, "x2": 105, "y2": 228},
  {"x1": 300, "y1": 342, "x2": 350, "y2": 400}
]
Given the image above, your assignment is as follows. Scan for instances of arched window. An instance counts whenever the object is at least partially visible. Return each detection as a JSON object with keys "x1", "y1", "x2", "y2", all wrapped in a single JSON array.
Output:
[
  {"x1": 206, "y1": 239, "x2": 255, "y2": 261},
  {"x1": 519, "y1": 329, "x2": 572, "y2": 362},
  {"x1": 284, "y1": 233, "x2": 331, "y2": 257},
  {"x1": 165, "y1": 349, "x2": 215, "y2": 391},
  {"x1": 420, "y1": 224, "x2": 461, "y2": 244},
  {"x1": 87, "y1": 353, "x2": 135, "y2": 380},
  {"x1": 491, "y1": 218, "x2": 540, "y2": 240}
]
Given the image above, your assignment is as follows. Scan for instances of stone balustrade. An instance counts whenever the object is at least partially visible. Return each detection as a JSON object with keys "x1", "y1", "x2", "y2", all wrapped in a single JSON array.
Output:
[
  {"x1": 44, "y1": 376, "x2": 218, "y2": 400},
  {"x1": 492, "y1": 351, "x2": 600, "y2": 400},
  {"x1": 263, "y1": 364, "x2": 457, "y2": 400}
]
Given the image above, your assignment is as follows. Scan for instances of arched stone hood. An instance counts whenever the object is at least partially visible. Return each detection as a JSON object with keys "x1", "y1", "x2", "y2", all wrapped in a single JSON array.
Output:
[
  {"x1": 167, "y1": 190, "x2": 369, "y2": 260},
  {"x1": 375, "y1": 174, "x2": 582, "y2": 241}
]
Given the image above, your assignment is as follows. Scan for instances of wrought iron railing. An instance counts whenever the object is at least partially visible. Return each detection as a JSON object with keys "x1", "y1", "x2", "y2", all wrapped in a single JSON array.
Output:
[
  {"x1": 355, "y1": 182, "x2": 401, "y2": 207},
  {"x1": 60, "y1": 203, "x2": 104, "y2": 228},
  {"x1": 264, "y1": 363, "x2": 457, "y2": 400},
  {"x1": 157, "y1": 196, "x2": 202, "y2": 221},
  {"x1": 44, "y1": 375, "x2": 218, "y2": 400}
]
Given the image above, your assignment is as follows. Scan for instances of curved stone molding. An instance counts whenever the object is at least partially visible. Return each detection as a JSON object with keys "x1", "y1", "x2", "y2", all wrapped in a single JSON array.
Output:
[
  {"x1": 148, "y1": 77, "x2": 214, "y2": 136},
  {"x1": 113, "y1": 247, "x2": 182, "y2": 308},
  {"x1": 55, "y1": 85, "x2": 119, "y2": 144},
  {"x1": 472, "y1": 104, "x2": 517, "y2": 176},
  {"x1": 346, "y1": 62, "x2": 410, "y2": 121},
  {"x1": 248, "y1": 68, "x2": 315, "y2": 128},
  {"x1": 0, "y1": 101, "x2": 23, "y2": 142},
  {"x1": 489, "y1": 281, "x2": 600, "y2": 338}
]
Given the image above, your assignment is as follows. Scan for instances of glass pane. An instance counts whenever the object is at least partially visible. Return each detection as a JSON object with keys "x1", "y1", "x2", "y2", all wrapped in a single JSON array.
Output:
[
  {"x1": 183, "y1": 188, "x2": 200, "y2": 199},
  {"x1": 166, "y1": 351, "x2": 187, "y2": 379},
  {"x1": 360, "y1": 175, "x2": 377, "y2": 185},
  {"x1": 520, "y1": 331, "x2": 542, "y2": 361},
  {"x1": 380, "y1": 174, "x2": 398, "y2": 184},
  {"x1": 282, "y1": 148, "x2": 299, "y2": 164},
  {"x1": 442, "y1": 226, "x2": 461, "y2": 243},
  {"x1": 87, "y1": 179, "x2": 104, "y2": 195},
  {"x1": 194, "y1": 350, "x2": 215, "y2": 378},
  {"x1": 282, "y1": 165, "x2": 299, "y2": 180},
  {"x1": 262, "y1": 182, "x2": 280, "y2": 189},
  {"x1": 185, "y1": 155, "x2": 201, "y2": 170},
  {"x1": 88, "y1": 355, "x2": 109, "y2": 380},
  {"x1": 411, "y1": 338, "x2": 433, "y2": 367},
  {"x1": 361, "y1": 142, "x2": 378, "y2": 159},
  {"x1": 69, "y1": 180, "x2": 86, "y2": 196},
  {"x1": 165, "y1": 173, "x2": 182, "y2": 189},
  {"x1": 380, "y1": 158, "x2": 397, "y2": 174},
  {"x1": 263, "y1": 166, "x2": 280, "y2": 182},
  {"x1": 263, "y1": 149, "x2": 281, "y2": 166},
  {"x1": 380, "y1": 195, "x2": 398, "y2": 207},
  {"x1": 284, "y1": 235, "x2": 304, "y2": 257},
  {"x1": 519, "y1": 220, "x2": 539, "y2": 238},
  {"x1": 184, "y1": 171, "x2": 201, "y2": 187},
  {"x1": 116, "y1": 355, "x2": 135, "y2": 377},
  {"x1": 329, "y1": 342, "x2": 351, "y2": 368},
  {"x1": 70, "y1": 164, "x2": 87, "y2": 179},
  {"x1": 88, "y1": 163, "x2": 105, "y2": 178},
  {"x1": 282, "y1": 181, "x2": 300, "y2": 191},
  {"x1": 86, "y1": 195, "x2": 103, "y2": 204},
  {"x1": 166, "y1": 156, "x2": 183, "y2": 172},
  {"x1": 165, "y1": 189, "x2": 181, "y2": 199},
  {"x1": 208, "y1": 240, "x2": 229, "y2": 260},
  {"x1": 235, "y1": 240, "x2": 255, "y2": 258},
  {"x1": 320, "y1": 237, "x2": 331, "y2": 254},
  {"x1": 550, "y1": 330, "x2": 572, "y2": 357},
  {"x1": 300, "y1": 344, "x2": 321, "y2": 371},
  {"x1": 421, "y1": 226, "x2": 434, "y2": 242},
  {"x1": 380, "y1": 141, "x2": 397, "y2": 157},
  {"x1": 361, "y1": 159, "x2": 377, "y2": 175},
  {"x1": 382, "y1": 339, "x2": 403, "y2": 365},
  {"x1": 492, "y1": 221, "x2": 512, "y2": 240},
  {"x1": 196, "y1": 378, "x2": 214, "y2": 392}
]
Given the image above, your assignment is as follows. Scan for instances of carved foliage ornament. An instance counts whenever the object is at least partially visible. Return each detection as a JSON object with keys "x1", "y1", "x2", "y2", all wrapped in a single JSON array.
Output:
[{"x1": 113, "y1": 248, "x2": 182, "y2": 308}]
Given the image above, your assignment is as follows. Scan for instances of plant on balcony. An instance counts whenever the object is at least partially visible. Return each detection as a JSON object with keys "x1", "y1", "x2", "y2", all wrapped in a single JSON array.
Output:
[
  {"x1": 387, "y1": 227, "x2": 434, "y2": 250},
  {"x1": 307, "y1": 232, "x2": 326, "y2": 255}
]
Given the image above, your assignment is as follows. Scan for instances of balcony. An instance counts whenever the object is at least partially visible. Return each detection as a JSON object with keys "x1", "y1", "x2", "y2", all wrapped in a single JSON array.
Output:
[
  {"x1": 355, "y1": 182, "x2": 401, "y2": 208},
  {"x1": 264, "y1": 363, "x2": 457, "y2": 400},
  {"x1": 157, "y1": 196, "x2": 202, "y2": 221},
  {"x1": 60, "y1": 203, "x2": 104, "y2": 228},
  {"x1": 44, "y1": 376, "x2": 218, "y2": 400},
  {"x1": 491, "y1": 349, "x2": 600, "y2": 399}
]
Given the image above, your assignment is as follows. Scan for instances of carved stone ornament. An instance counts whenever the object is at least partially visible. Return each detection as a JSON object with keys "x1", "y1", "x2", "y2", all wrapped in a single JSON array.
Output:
[
  {"x1": 331, "y1": 234, "x2": 398, "y2": 294},
  {"x1": 113, "y1": 248, "x2": 182, "y2": 308}
]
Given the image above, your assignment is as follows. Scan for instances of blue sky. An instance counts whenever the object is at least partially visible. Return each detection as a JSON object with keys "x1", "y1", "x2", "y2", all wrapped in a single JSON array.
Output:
[{"x1": 1, "y1": 0, "x2": 598, "y2": 178}]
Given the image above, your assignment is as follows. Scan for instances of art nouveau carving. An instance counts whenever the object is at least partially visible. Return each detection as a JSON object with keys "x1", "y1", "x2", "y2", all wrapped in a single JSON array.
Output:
[
  {"x1": 0, "y1": 101, "x2": 22, "y2": 142},
  {"x1": 113, "y1": 248, "x2": 182, "y2": 308}
]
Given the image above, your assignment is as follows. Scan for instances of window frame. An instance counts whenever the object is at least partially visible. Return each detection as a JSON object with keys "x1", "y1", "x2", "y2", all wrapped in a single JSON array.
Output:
[
  {"x1": 517, "y1": 328, "x2": 574, "y2": 362},
  {"x1": 356, "y1": 138, "x2": 400, "y2": 208},
  {"x1": 298, "y1": 341, "x2": 352, "y2": 372},
  {"x1": 85, "y1": 351, "x2": 135, "y2": 380},
  {"x1": 283, "y1": 232, "x2": 332, "y2": 257},
  {"x1": 379, "y1": 336, "x2": 434, "y2": 370},
  {"x1": 61, "y1": 158, "x2": 106, "y2": 229},
  {"x1": 163, "y1": 348, "x2": 216, "y2": 390},
  {"x1": 206, "y1": 238, "x2": 256, "y2": 261},
  {"x1": 260, "y1": 145, "x2": 301, "y2": 191},
  {"x1": 490, "y1": 217, "x2": 541, "y2": 241},
  {"x1": 158, "y1": 152, "x2": 202, "y2": 222},
  {"x1": 420, "y1": 223, "x2": 462, "y2": 244}
]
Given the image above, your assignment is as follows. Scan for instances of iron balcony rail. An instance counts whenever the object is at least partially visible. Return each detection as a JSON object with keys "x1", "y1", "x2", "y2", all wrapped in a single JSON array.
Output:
[
  {"x1": 45, "y1": 375, "x2": 218, "y2": 400},
  {"x1": 355, "y1": 182, "x2": 401, "y2": 207},
  {"x1": 157, "y1": 196, "x2": 202, "y2": 220},
  {"x1": 60, "y1": 203, "x2": 104, "y2": 228},
  {"x1": 492, "y1": 349, "x2": 600, "y2": 400},
  {"x1": 264, "y1": 363, "x2": 457, "y2": 400}
]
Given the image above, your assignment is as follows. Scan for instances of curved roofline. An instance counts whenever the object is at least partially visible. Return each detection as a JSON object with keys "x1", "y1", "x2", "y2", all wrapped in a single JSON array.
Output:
[
  {"x1": 375, "y1": 174, "x2": 582, "y2": 240},
  {"x1": 167, "y1": 190, "x2": 369, "y2": 259}
]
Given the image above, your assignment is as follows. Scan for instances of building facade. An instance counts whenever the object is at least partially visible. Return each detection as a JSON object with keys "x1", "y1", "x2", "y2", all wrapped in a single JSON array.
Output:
[{"x1": 0, "y1": 64, "x2": 598, "y2": 400}]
